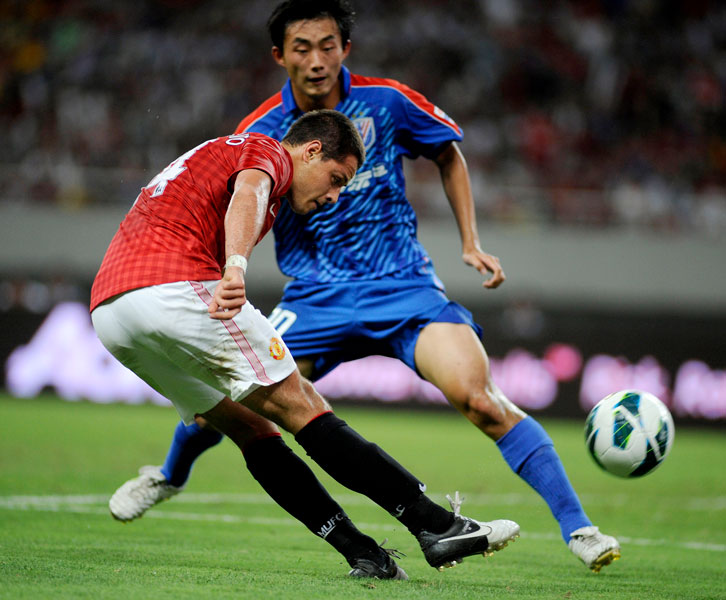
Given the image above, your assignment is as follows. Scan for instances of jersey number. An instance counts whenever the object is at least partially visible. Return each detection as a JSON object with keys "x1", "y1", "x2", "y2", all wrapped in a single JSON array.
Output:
[
  {"x1": 147, "y1": 139, "x2": 214, "y2": 197},
  {"x1": 146, "y1": 133, "x2": 248, "y2": 198},
  {"x1": 268, "y1": 307, "x2": 298, "y2": 336}
]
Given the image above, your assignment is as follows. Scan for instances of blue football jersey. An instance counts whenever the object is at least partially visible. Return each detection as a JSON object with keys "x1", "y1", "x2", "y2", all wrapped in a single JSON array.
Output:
[{"x1": 235, "y1": 66, "x2": 462, "y2": 282}]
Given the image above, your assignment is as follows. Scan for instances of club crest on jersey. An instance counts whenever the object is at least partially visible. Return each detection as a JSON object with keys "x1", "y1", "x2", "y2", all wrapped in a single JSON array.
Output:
[
  {"x1": 269, "y1": 337, "x2": 286, "y2": 360},
  {"x1": 352, "y1": 117, "x2": 376, "y2": 151}
]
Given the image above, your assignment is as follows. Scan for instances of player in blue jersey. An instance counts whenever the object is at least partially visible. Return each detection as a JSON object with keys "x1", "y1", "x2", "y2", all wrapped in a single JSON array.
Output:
[{"x1": 110, "y1": 0, "x2": 620, "y2": 573}]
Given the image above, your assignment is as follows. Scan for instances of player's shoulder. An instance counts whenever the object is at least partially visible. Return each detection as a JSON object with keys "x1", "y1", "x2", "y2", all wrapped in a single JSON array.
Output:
[
  {"x1": 349, "y1": 72, "x2": 420, "y2": 101},
  {"x1": 235, "y1": 92, "x2": 284, "y2": 133},
  {"x1": 349, "y1": 72, "x2": 460, "y2": 133},
  {"x1": 209, "y1": 132, "x2": 286, "y2": 171}
]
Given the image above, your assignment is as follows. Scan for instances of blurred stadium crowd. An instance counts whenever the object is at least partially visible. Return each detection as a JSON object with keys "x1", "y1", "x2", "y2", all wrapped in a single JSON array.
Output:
[{"x1": 1, "y1": 0, "x2": 725, "y2": 234}]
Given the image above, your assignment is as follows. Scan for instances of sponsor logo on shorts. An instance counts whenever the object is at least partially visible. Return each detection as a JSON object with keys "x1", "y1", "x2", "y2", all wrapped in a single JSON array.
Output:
[{"x1": 269, "y1": 337, "x2": 286, "y2": 360}]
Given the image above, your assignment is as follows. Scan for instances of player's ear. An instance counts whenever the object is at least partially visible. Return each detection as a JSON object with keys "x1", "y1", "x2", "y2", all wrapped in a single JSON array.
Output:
[
  {"x1": 342, "y1": 39, "x2": 351, "y2": 60},
  {"x1": 304, "y1": 140, "x2": 323, "y2": 162},
  {"x1": 272, "y1": 46, "x2": 285, "y2": 67}
]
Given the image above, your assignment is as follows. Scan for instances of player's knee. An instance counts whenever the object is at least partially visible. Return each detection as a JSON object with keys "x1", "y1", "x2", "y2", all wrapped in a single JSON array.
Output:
[
  {"x1": 299, "y1": 377, "x2": 331, "y2": 412},
  {"x1": 462, "y1": 387, "x2": 503, "y2": 424},
  {"x1": 457, "y1": 383, "x2": 527, "y2": 439},
  {"x1": 258, "y1": 372, "x2": 331, "y2": 433}
]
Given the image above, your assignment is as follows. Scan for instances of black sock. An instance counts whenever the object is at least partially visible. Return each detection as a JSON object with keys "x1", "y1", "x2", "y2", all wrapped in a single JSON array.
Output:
[
  {"x1": 396, "y1": 494, "x2": 454, "y2": 536},
  {"x1": 324, "y1": 516, "x2": 384, "y2": 566},
  {"x1": 243, "y1": 435, "x2": 380, "y2": 564},
  {"x1": 294, "y1": 412, "x2": 453, "y2": 535}
]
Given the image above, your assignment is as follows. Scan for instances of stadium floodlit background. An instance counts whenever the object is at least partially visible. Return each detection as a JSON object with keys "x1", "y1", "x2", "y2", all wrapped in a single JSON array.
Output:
[{"x1": 1, "y1": 0, "x2": 725, "y2": 422}]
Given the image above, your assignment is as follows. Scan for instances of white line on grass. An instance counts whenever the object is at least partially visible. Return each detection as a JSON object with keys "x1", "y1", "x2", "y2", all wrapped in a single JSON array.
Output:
[
  {"x1": 1, "y1": 493, "x2": 724, "y2": 553},
  {"x1": 2, "y1": 492, "x2": 724, "y2": 511}
]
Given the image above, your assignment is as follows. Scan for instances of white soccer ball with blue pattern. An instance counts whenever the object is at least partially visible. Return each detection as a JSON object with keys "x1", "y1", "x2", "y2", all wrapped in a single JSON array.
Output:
[{"x1": 585, "y1": 390, "x2": 674, "y2": 478}]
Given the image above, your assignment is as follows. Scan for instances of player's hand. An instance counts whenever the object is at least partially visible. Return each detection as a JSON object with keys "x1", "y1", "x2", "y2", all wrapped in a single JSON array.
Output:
[
  {"x1": 462, "y1": 246, "x2": 506, "y2": 289},
  {"x1": 209, "y1": 267, "x2": 247, "y2": 320}
]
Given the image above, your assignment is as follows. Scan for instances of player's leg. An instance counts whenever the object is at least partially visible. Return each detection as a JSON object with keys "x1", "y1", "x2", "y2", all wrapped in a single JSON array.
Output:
[
  {"x1": 116, "y1": 359, "x2": 317, "y2": 517},
  {"x1": 208, "y1": 349, "x2": 406, "y2": 576},
  {"x1": 414, "y1": 321, "x2": 620, "y2": 571},
  {"x1": 236, "y1": 301, "x2": 413, "y2": 575},
  {"x1": 107, "y1": 287, "x2": 328, "y2": 523},
  {"x1": 197, "y1": 399, "x2": 406, "y2": 578},
  {"x1": 414, "y1": 322, "x2": 525, "y2": 438},
  {"x1": 107, "y1": 417, "x2": 223, "y2": 522},
  {"x1": 93, "y1": 288, "x2": 406, "y2": 579},
  {"x1": 205, "y1": 372, "x2": 520, "y2": 570},
  {"x1": 160, "y1": 418, "x2": 223, "y2": 486}
]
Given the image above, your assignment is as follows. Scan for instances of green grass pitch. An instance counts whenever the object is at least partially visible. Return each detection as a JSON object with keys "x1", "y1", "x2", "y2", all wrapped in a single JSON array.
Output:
[{"x1": 1, "y1": 394, "x2": 724, "y2": 599}]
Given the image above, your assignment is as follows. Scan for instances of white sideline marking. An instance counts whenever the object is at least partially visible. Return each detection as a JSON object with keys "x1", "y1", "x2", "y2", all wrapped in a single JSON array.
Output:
[
  {"x1": 0, "y1": 494, "x2": 724, "y2": 554},
  {"x1": 2, "y1": 492, "x2": 725, "y2": 511}
]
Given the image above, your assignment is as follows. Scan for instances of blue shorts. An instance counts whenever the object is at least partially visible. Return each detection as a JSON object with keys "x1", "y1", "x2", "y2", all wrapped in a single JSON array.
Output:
[{"x1": 267, "y1": 267, "x2": 482, "y2": 380}]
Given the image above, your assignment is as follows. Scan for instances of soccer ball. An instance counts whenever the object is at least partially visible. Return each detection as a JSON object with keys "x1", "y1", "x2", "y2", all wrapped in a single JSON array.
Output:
[{"x1": 584, "y1": 390, "x2": 674, "y2": 478}]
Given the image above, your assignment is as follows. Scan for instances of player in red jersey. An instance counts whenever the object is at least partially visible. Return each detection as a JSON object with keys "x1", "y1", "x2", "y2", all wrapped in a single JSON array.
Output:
[
  {"x1": 92, "y1": 109, "x2": 520, "y2": 579},
  {"x1": 91, "y1": 132, "x2": 290, "y2": 313}
]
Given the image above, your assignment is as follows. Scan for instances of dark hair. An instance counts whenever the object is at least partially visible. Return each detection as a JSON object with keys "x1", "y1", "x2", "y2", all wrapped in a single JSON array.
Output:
[
  {"x1": 283, "y1": 109, "x2": 365, "y2": 168},
  {"x1": 267, "y1": 0, "x2": 355, "y2": 50}
]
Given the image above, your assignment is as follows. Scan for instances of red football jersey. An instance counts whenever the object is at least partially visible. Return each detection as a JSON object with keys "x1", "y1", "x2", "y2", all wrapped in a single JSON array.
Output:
[{"x1": 90, "y1": 133, "x2": 292, "y2": 311}]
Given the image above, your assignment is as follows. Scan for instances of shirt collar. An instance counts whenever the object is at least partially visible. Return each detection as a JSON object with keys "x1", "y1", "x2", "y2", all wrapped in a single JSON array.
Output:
[{"x1": 281, "y1": 65, "x2": 352, "y2": 115}]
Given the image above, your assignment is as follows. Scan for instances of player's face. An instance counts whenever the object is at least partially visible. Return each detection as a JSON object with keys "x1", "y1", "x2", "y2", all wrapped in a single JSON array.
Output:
[
  {"x1": 288, "y1": 143, "x2": 358, "y2": 215},
  {"x1": 272, "y1": 17, "x2": 351, "y2": 111}
]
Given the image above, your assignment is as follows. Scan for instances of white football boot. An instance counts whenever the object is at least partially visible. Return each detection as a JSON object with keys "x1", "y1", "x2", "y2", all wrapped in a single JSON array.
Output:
[
  {"x1": 568, "y1": 525, "x2": 621, "y2": 572},
  {"x1": 109, "y1": 465, "x2": 183, "y2": 522}
]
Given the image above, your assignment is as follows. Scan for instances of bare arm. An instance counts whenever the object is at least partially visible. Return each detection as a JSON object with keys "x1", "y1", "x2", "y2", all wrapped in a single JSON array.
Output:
[
  {"x1": 434, "y1": 142, "x2": 505, "y2": 289},
  {"x1": 208, "y1": 169, "x2": 272, "y2": 320}
]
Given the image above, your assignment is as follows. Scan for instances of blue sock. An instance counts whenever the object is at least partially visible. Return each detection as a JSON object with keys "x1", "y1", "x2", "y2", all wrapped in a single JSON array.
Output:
[
  {"x1": 160, "y1": 421, "x2": 224, "y2": 487},
  {"x1": 496, "y1": 416, "x2": 591, "y2": 542}
]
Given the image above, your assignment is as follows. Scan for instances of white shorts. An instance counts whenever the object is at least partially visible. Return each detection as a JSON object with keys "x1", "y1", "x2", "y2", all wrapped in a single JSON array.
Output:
[{"x1": 91, "y1": 280, "x2": 297, "y2": 425}]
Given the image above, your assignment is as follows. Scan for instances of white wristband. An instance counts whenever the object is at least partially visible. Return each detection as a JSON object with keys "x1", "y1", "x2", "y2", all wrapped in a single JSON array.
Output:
[{"x1": 224, "y1": 254, "x2": 248, "y2": 274}]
